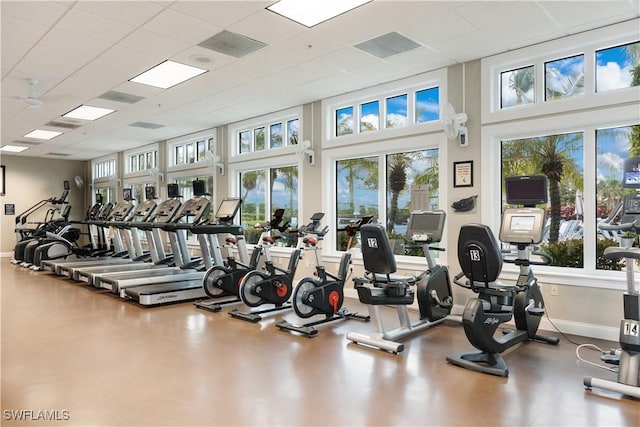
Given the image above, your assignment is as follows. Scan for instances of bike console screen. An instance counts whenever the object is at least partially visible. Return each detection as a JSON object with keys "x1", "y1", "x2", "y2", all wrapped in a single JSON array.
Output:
[{"x1": 500, "y1": 208, "x2": 545, "y2": 244}]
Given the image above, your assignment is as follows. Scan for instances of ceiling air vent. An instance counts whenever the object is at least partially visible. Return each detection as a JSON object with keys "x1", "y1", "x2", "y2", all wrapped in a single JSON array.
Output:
[
  {"x1": 98, "y1": 90, "x2": 145, "y2": 104},
  {"x1": 198, "y1": 30, "x2": 267, "y2": 58},
  {"x1": 47, "y1": 152, "x2": 71, "y2": 157},
  {"x1": 45, "y1": 121, "x2": 81, "y2": 129},
  {"x1": 129, "y1": 122, "x2": 164, "y2": 129},
  {"x1": 354, "y1": 31, "x2": 422, "y2": 58}
]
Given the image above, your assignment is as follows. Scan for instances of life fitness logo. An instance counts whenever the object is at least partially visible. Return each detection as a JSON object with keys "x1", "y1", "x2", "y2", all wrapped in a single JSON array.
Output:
[{"x1": 470, "y1": 249, "x2": 481, "y2": 262}]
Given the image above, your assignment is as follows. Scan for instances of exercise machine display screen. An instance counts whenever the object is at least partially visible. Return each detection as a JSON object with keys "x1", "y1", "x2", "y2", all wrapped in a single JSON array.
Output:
[
  {"x1": 500, "y1": 208, "x2": 545, "y2": 244},
  {"x1": 623, "y1": 157, "x2": 640, "y2": 189},
  {"x1": 63, "y1": 180, "x2": 70, "y2": 190},
  {"x1": 122, "y1": 188, "x2": 133, "y2": 201},
  {"x1": 145, "y1": 186, "x2": 156, "y2": 200},
  {"x1": 509, "y1": 215, "x2": 535, "y2": 231},
  {"x1": 505, "y1": 175, "x2": 548, "y2": 206},
  {"x1": 95, "y1": 193, "x2": 103, "y2": 204},
  {"x1": 406, "y1": 210, "x2": 446, "y2": 242},
  {"x1": 192, "y1": 180, "x2": 206, "y2": 197},
  {"x1": 167, "y1": 183, "x2": 180, "y2": 198},
  {"x1": 215, "y1": 198, "x2": 241, "y2": 221}
]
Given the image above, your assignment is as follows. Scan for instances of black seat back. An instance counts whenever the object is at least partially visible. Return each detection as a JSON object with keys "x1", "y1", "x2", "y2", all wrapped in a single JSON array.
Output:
[
  {"x1": 360, "y1": 223, "x2": 396, "y2": 275},
  {"x1": 457, "y1": 224, "x2": 503, "y2": 290}
]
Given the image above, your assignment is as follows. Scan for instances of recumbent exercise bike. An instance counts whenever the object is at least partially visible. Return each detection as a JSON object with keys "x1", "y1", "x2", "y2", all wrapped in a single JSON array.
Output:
[
  {"x1": 345, "y1": 210, "x2": 454, "y2": 354},
  {"x1": 446, "y1": 175, "x2": 559, "y2": 377}
]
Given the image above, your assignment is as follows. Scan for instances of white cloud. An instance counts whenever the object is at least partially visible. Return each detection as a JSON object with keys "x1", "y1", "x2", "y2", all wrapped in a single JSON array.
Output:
[{"x1": 597, "y1": 62, "x2": 632, "y2": 91}]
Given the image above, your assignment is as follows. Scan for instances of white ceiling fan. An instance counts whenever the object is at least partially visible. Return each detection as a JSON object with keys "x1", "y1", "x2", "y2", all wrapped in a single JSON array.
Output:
[
  {"x1": 439, "y1": 102, "x2": 468, "y2": 147},
  {"x1": 21, "y1": 78, "x2": 43, "y2": 108}
]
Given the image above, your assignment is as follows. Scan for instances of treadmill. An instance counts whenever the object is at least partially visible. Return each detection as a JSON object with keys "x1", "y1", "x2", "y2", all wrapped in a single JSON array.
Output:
[
  {"x1": 72, "y1": 187, "x2": 169, "y2": 284},
  {"x1": 93, "y1": 184, "x2": 202, "y2": 290},
  {"x1": 45, "y1": 191, "x2": 136, "y2": 276},
  {"x1": 112, "y1": 180, "x2": 212, "y2": 305}
]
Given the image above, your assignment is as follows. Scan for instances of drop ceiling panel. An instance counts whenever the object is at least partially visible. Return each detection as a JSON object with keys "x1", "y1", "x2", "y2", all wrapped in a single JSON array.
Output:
[
  {"x1": 0, "y1": 14, "x2": 52, "y2": 44},
  {"x1": 170, "y1": 1, "x2": 272, "y2": 29},
  {"x1": 0, "y1": 1, "x2": 70, "y2": 26},
  {"x1": 14, "y1": 45, "x2": 91, "y2": 81},
  {"x1": 1, "y1": 37, "x2": 32, "y2": 74},
  {"x1": 436, "y1": 30, "x2": 504, "y2": 63},
  {"x1": 142, "y1": 8, "x2": 223, "y2": 45},
  {"x1": 454, "y1": 1, "x2": 547, "y2": 30},
  {"x1": 228, "y1": 9, "x2": 306, "y2": 45},
  {"x1": 119, "y1": 29, "x2": 190, "y2": 59},
  {"x1": 39, "y1": 28, "x2": 113, "y2": 58},
  {"x1": 74, "y1": 1, "x2": 166, "y2": 26},
  {"x1": 543, "y1": 1, "x2": 639, "y2": 30},
  {"x1": 55, "y1": 8, "x2": 136, "y2": 44}
]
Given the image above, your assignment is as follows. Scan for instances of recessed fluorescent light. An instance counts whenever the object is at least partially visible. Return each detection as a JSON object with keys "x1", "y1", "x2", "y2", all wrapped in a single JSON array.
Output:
[
  {"x1": 23, "y1": 129, "x2": 63, "y2": 140},
  {"x1": 129, "y1": 60, "x2": 208, "y2": 89},
  {"x1": 267, "y1": 0, "x2": 371, "y2": 27},
  {"x1": 1, "y1": 145, "x2": 29, "y2": 153},
  {"x1": 63, "y1": 105, "x2": 115, "y2": 121}
]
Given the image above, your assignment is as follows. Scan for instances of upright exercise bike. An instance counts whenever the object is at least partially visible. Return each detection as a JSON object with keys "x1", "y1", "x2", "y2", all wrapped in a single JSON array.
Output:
[
  {"x1": 584, "y1": 157, "x2": 640, "y2": 399},
  {"x1": 345, "y1": 210, "x2": 454, "y2": 354},
  {"x1": 277, "y1": 213, "x2": 370, "y2": 337},
  {"x1": 229, "y1": 209, "x2": 301, "y2": 322},
  {"x1": 193, "y1": 198, "x2": 262, "y2": 313},
  {"x1": 447, "y1": 175, "x2": 559, "y2": 377}
]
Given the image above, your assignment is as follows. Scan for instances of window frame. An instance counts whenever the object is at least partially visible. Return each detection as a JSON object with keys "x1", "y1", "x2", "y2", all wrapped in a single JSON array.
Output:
[
  {"x1": 482, "y1": 20, "x2": 640, "y2": 125},
  {"x1": 167, "y1": 128, "x2": 216, "y2": 173},
  {"x1": 123, "y1": 143, "x2": 159, "y2": 177},
  {"x1": 229, "y1": 107, "x2": 302, "y2": 157},
  {"x1": 325, "y1": 69, "x2": 446, "y2": 146}
]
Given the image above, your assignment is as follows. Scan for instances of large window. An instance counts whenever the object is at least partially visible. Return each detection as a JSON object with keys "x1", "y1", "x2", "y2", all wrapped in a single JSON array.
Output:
[
  {"x1": 596, "y1": 124, "x2": 639, "y2": 270},
  {"x1": 336, "y1": 156, "x2": 379, "y2": 251},
  {"x1": 501, "y1": 132, "x2": 584, "y2": 268},
  {"x1": 126, "y1": 149, "x2": 157, "y2": 174},
  {"x1": 335, "y1": 148, "x2": 440, "y2": 253},
  {"x1": 482, "y1": 20, "x2": 639, "y2": 289},
  {"x1": 95, "y1": 186, "x2": 116, "y2": 204},
  {"x1": 240, "y1": 166, "x2": 298, "y2": 247}
]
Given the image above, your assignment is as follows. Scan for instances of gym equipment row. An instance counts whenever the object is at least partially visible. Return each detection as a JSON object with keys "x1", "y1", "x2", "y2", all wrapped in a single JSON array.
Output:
[{"x1": 14, "y1": 166, "x2": 639, "y2": 400}]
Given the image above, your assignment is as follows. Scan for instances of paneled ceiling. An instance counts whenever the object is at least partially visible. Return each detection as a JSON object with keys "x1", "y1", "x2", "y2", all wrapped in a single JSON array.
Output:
[{"x1": 2, "y1": 1, "x2": 639, "y2": 160}]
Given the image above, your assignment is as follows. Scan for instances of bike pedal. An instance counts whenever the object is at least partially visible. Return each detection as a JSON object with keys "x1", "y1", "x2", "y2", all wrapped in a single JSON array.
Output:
[
  {"x1": 526, "y1": 307, "x2": 545, "y2": 316},
  {"x1": 600, "y1": 354, "x2": 620, "y2": 365}
]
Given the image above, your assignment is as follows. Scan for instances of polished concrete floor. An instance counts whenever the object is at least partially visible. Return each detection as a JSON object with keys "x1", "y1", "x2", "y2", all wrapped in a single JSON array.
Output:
[{"x1": 1, "y1": 258, "x2": 638, "y2": 427}]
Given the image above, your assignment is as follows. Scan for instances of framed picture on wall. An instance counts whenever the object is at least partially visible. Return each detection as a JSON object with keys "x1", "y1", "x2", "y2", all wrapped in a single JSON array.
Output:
[{"x1": 453, "y1": 161, "x2": 473, "y2": 188}]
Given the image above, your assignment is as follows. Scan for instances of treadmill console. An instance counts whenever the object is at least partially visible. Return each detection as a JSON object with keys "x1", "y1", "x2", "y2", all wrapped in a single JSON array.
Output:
[
  {"x1": 153, "y1": 199, "x2": 182, "y2": 223},
  {"x1": 175, "y1": 197, "x2": 211, "y2": 224}
]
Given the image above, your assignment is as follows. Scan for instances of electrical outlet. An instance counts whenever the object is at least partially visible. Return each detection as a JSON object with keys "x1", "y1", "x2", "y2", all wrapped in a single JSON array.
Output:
[{"x1": 550, "y1": 285, "x2": 559, "y2": 296}]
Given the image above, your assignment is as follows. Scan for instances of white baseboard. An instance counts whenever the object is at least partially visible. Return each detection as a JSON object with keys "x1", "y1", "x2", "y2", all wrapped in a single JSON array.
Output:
[
  {"x1": 344, "y1": 289, "x2": 618, "y2": 342},
  {"x1": 1, "y1": 252, "x2": 14, "y2": 258}
]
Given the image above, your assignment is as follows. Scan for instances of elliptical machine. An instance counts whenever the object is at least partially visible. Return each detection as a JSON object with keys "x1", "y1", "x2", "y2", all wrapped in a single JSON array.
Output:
[
  {"x1": 229, "y1": 209, "x2": 301, "y2": 322},
  {"x1": 447, "y1": 175, "x2": 559, "y2": 377},
  {"x1": 276, "y1": 213, "x2": 370, "y2": 337},
  {"x1": 583, "y1": 157, "x2": 640, "y2": 399},
  {"x1": 345, "y1": 210, "x2": 454, "y2": 354}
]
